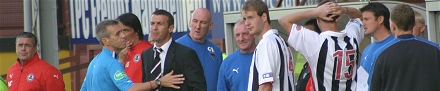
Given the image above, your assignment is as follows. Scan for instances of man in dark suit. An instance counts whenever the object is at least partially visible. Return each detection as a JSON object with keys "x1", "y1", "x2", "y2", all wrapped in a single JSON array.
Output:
[{"x1": 141, "y1": 9, "x2": 207, "y2": 91}]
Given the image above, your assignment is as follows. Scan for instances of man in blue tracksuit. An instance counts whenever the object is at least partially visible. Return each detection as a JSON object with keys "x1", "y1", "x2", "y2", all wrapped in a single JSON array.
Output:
[
  {"x1": 176, "y1": 8, "x2": 222, "y2": 91},
  {"x1": 356, "y1": 3, "x2": 394, "y2": 90},
  {"x1": 217, "y1": 19, "x2": 256, "y2": 91}
]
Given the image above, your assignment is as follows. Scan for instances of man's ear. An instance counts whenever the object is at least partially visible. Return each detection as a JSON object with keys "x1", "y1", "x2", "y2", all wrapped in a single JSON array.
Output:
[
  {"x1": 188, "y1": 18, "x2": 192, "y2": 28},
  {"x1": 390, "y1": 20, "x2": 397, "y2": 32},
  {"x1": 168, "y1": 25, "x2": 175, "y2": 33},
  {"x1": 421, "y1": 24, "x2": 426, "y2": 33},
  {"x1": 101, "y1": 38, "x2": 109, "y2": 46},
  {"x1": 208, "y1": 21, "x2": 213, "y2": 30},
  {"x1": 262, "y1": 12, "x2": 268, "y2": 23},
  {"x1": 378, "y1": 16, "x2": 384, "y2": 25}
]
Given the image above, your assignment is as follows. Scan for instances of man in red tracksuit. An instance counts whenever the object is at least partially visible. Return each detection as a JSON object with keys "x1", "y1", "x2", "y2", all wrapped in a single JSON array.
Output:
[
  {"x1": 117, "y1": 13, "x2": 153, "y2": 83},
  {"x1": 7, "y1": 32, "x2": 65, "y2": 91}
]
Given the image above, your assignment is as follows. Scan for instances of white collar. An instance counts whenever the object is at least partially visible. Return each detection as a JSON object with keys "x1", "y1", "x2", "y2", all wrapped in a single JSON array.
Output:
[
  {"x1": 154, "y1": 38, "x2": 172, "y2": 53},
  {"x1": 262, "y1": 29, "x2": 278, "y2": 39}
]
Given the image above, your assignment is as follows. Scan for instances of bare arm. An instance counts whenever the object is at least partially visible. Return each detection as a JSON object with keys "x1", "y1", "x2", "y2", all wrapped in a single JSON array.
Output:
[
  {"x1": 279, "y1": 2, "x2": 334, "y2": 34},
  {"x1": 342, "y1": 7, "x2": 362, "y2": 19},
  {"x1": 258, "y1": 83, "x2": 273, "y2": 91},
  {"x1": 128, "y1": 70, "x2": 184, "y2": 91},
  {"x1": 279, "y1": 9, "x2": 316, "y2": 34}
]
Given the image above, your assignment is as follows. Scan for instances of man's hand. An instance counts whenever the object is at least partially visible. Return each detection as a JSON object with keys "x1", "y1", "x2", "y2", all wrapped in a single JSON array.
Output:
[
  {"x1": 159, "y1": 70, "x2": 185, "y2": 89},
  {"x1": 118, "y1": 42, "x2": 133, "y2": 63},
  {"x1": 314, "y1": 2, "x2": 336, "y2": 21},
  {"x1": 329, "y1": 2, "x2": 345, "y2": 22}
]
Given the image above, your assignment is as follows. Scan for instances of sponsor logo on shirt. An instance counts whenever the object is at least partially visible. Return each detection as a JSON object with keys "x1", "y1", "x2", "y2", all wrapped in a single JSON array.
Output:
[
  {"x1": 54, "y1": 74, "x2": 59, "y2": 79},
  {"x1": 134, "y1": 54, "x2": 141, "y2": 63},
  {"x1": 114, "y1": 70, "x2": 127, "y2": 80},
  {"x1": 27, "y1": 73, "x2": 34, "y2": 82},
  {"x1": 232, "y1": 68, "x2": 239, "y2": 73},
  {"x1": 262, "y1": 72, "x2": 272, "y2": 79}
]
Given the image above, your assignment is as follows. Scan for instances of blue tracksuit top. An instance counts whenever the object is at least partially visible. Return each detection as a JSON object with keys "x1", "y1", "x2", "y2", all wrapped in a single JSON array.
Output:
[
  {"x1": 176, "y1": 34, "x2": 223, "y2": 91},
  {"x1": 217, "y1": 50, "x2": 253, "y2": 91},
  {"x1": 359, "y1": 34, "x2": 394, "y2": 86},
  {"x1": 81, "y1": 48, "x2": 134, "y2": 91}
]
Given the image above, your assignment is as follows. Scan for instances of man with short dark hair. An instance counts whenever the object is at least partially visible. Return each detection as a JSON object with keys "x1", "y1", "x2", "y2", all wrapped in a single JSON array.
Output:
[
  {"x1": 279, "y1": 0, "x2": 363, "y2": 90},
  {"x1": 356, "y1": 2, "x2": 394, "y2": 90},
  {"x1": 81, "y1": 20, "x2": 184, "y2": 91},
  {"x1": 242, "y1": 0, "x2": 295, "y2": 90},
  {"x1": 7, "y1": 32, "x2": 65, "y2": 91},
  {"x1": 370, "y1": 4, "x2": 440, "y2": 90},
  {"x1": 142, "y1": 10, "x2": 207, "y2": 91}
]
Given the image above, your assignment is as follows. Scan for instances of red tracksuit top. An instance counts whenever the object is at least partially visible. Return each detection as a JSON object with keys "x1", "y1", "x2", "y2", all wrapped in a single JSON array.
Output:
[
  {"x1": 123, "y1": 40, "x2": 153, "y2": 83},
  {"x1": 6, "y1": 53, "x2": 65, "y2": 91}
]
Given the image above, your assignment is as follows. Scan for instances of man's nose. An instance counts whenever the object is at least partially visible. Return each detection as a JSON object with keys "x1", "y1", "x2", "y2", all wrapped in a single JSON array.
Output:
[
  {"x1": 121, "y1": 31, "x2": 126, "y2": 39},
  {"x1": 18, "y1": 45, "x2": 26, "y2": 51},
  {"x1": 195, "y1": 22, "x2": 201, "y2": 29},
  {"x1": 237, "y1": 35, "x2": 244, "y2": 41}
]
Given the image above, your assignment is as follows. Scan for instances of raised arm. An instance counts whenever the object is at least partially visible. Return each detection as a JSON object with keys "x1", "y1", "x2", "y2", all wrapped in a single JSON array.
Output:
[
  {"x1": 342, "y1": 6, "x2": 362, "y2": 19},
  {"x1": 279, "y1": 2, "x2": 335, "y2": 34}
]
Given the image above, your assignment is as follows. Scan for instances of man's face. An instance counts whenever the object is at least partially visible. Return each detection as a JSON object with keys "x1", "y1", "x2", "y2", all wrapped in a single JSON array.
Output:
[
  {"x1": 189, "y1": 10, "x2": 212, "y2": 42},
  {"x1": 242, "y1": 10, "x2": 265, "y2": 35},
  {"x1": 106, "y1": 25, "x2": 126, "y2": 51},
  {"x1": 234, "y1": 24, "x2": 255, "y2": 51},
  {"x1": 16, "y1": 38, "x2": 37, "y2": 61},
  {"x1": 362, "y1": 11, "x2": 381, "y2": 35},
  {"x1": 150, "y1": 15, "x2": 172, "y2": 43},
  {"x1": 412, "y1": 20, "x2": 425, "y2": 37},
  {"x1": 119, "y1": 22, "x2": 138, "y2": 43}
]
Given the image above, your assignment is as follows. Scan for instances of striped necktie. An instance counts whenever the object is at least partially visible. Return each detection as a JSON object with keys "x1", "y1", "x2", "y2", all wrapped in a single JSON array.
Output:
[{"x1": 151, "y1": 47, "x2": 163, "y2": 80}]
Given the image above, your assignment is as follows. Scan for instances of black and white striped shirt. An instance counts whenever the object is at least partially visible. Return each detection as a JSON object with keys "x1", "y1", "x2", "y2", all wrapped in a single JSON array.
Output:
[
  {"x1": 247, "y1": 29, "x2": 295, "y2": 91},
  {"x1": 288, "y1": 19, "x2": 364, "y2": 91}
]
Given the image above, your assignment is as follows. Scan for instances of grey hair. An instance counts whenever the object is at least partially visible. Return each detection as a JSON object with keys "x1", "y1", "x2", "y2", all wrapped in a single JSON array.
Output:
[
  {"x1": 96, "y1": 20, "x2": 119, "y2": 45},
  {"x1": 16, "y1": 32, "x2": 38, "y2": 47}
]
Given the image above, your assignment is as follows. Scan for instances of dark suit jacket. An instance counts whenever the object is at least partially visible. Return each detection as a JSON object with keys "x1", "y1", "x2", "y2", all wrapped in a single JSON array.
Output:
[{"x1": 142, "y1": 40, "x2": 207, "y2": 91}]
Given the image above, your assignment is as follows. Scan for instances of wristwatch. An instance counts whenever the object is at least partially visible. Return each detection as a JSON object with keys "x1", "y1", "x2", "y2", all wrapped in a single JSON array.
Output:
[{"x1": 155, "y1": 79, "x2": 161, "y2": 87}]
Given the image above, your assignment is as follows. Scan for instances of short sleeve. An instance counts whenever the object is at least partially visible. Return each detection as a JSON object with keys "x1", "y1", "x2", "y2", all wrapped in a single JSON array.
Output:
[
  {"x1": 108, "y1": 61, "x2": 134, "y2": 91},
  {"x1": 255, "y1": 39, "x2": 279, "y2": 85},
  {"x1": 344, "y1": 18, "x2": 365, "y2": 44},
  {"x1": 287, "y1": 24, "x2": 322, "y2": 57}
]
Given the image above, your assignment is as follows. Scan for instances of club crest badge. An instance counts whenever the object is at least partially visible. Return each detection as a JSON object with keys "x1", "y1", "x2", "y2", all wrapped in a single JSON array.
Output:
[
  {"x1": 27, "y1": 73, "x2": 34, "y2": 82},
  {"x1": 134, "y1": 54, "x2": 140, "y2": 63},
  {"x1": 207, "y1": 47, "x2": 215, "y2": 60},
  {"x1": 296, "y1": 25, "x2": 302, "y2": 31}
]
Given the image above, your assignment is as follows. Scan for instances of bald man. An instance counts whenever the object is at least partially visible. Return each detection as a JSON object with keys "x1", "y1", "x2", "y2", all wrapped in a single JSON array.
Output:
[{"x1": 176, "y1": 8, "x2": 223, "y2": 91}]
